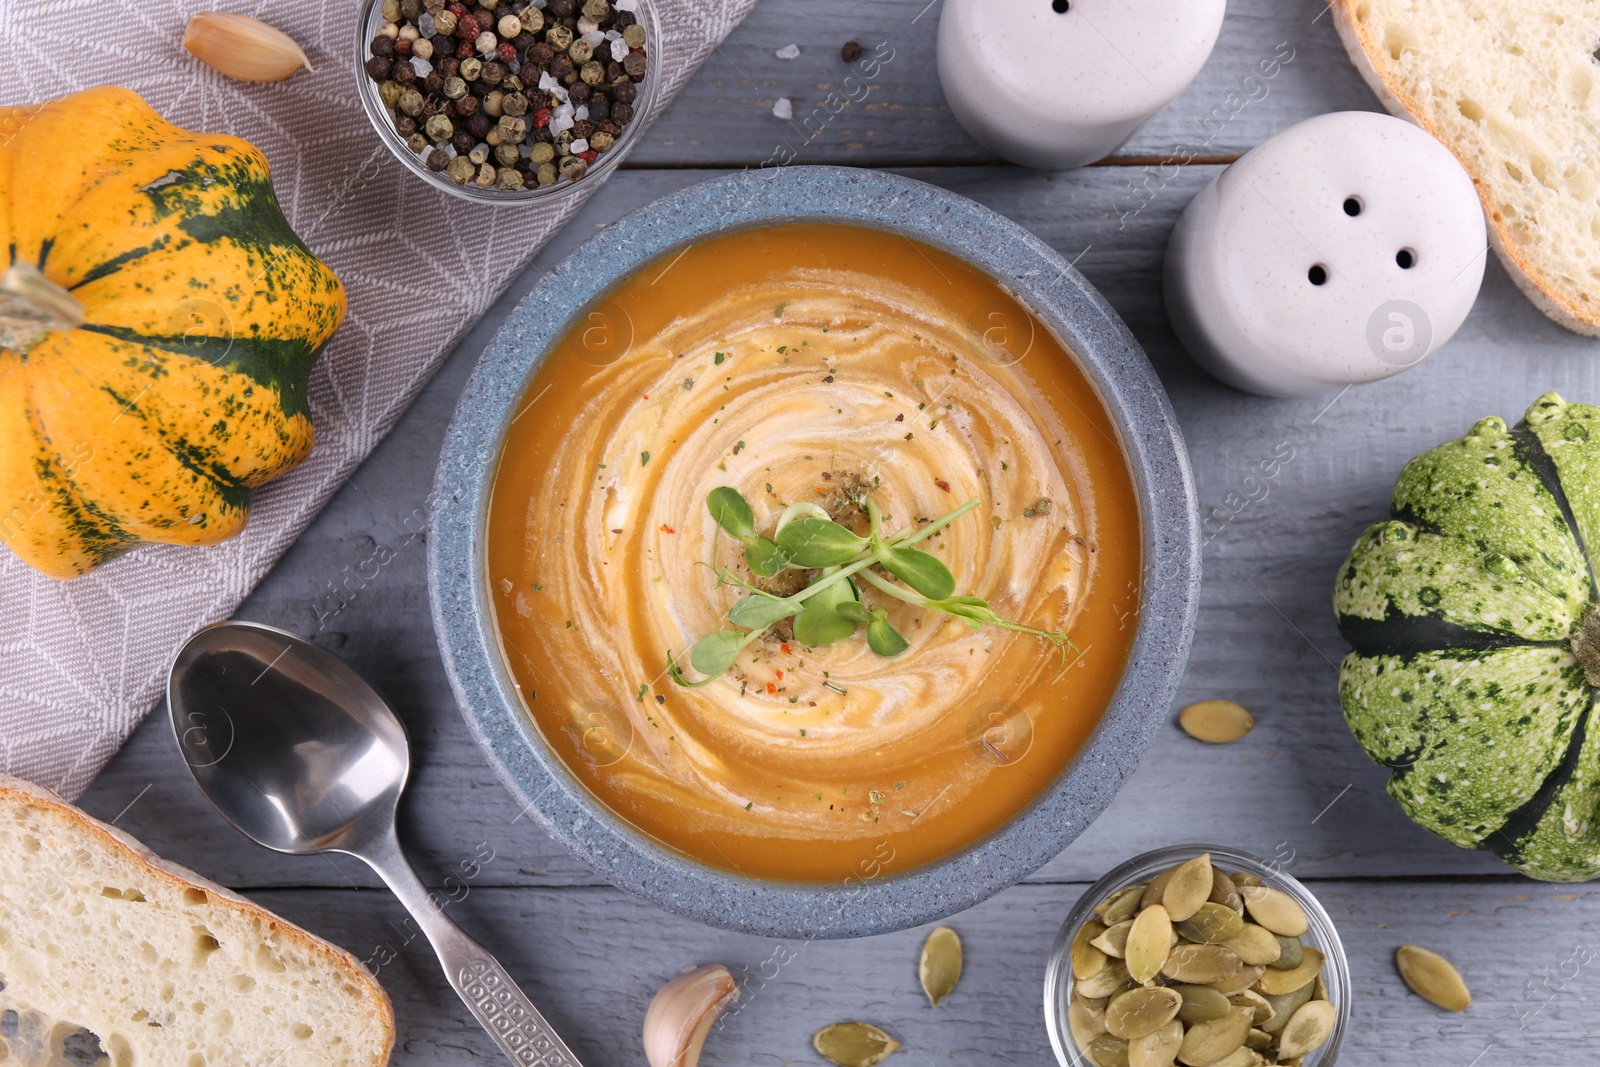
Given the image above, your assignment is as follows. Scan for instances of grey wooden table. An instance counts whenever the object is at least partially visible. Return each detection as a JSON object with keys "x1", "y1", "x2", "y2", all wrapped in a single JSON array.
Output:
[{"x1": 78, "y1": 2, "x2": 1600, "y2": 1064}]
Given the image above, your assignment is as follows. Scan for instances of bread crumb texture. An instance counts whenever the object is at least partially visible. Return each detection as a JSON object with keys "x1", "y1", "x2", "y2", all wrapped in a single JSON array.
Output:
[
  {"x1": 0, "y1": 779, "x2": 392, "y2": 1066},
  {"x1": 1340, "y1": 0, "x2": 1600, "y2": 331}
]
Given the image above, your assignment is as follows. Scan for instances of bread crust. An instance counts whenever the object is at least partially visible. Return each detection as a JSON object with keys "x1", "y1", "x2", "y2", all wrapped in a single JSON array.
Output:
[
  {"x1": 0, "y1": 771, "x2": 396, "y2": 1064},
  {"x1": 1331, "y1": 0, "x2": 1600, "y2": 337}
]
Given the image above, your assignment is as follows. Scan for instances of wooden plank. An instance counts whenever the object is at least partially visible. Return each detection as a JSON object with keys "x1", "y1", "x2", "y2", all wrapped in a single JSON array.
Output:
[
  {"x1": 222, "y1": 878, "x2": 1600, "y2": 1065},
  {"x1": 630, "y1": 0, "x2": 1378, "y2": 168},
  {"x1": 79, "y1": 163, "x2": 1600, "y2": 896}
]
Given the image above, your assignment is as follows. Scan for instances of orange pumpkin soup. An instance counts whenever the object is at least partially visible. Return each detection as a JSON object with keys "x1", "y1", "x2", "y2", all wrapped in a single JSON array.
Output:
[{"x1": 486, "y1": 224, "x2": 1141, "y2": 882}]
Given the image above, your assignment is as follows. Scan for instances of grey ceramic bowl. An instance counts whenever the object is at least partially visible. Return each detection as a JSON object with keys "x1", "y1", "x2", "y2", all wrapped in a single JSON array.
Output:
[{"x1": 429, "y1": 165, "x2": 1201, "y2": 940}]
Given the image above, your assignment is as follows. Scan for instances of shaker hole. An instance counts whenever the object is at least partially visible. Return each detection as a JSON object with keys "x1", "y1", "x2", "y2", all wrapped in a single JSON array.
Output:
[
  {"x1": 1052, "y1": 0, "x2": 1070, "y2": 11},
  {"x1": 1343, "y1": 197, "x2": 1363, "y2": 217},
  {"x1": 1397, "y1": 248, "x2": 1417, "y2": 269},
  {"x1": 1308, "y1": 264, "x2": 1329, "y2": 286}
]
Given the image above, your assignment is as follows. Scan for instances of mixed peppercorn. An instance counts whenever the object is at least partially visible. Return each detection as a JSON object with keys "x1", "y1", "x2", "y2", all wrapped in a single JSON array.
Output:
[{"x1": 365, "y1": 0, "x2": 647, "y2": 192}]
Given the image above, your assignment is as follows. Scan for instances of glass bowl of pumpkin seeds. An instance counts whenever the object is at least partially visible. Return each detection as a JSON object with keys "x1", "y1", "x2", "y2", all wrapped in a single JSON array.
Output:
[{"x1": 1044, "y1": 845, "x2": 1350, "y2": 1067}]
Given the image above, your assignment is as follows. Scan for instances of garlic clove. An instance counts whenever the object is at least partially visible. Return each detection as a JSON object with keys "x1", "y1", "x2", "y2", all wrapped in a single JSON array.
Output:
[
  {"x1": 643, "y1": 964, "x2": 739, "y2": 1067},
  {"x1": 183, "y1": 13, "x2": 313, "y2": 83}
]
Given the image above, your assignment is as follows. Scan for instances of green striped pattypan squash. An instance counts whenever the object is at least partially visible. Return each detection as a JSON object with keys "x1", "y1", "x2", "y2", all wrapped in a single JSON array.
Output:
[
  {"x1": 0, "y1": 87, "x2": 344, "y2": 578},
  {"x1": 1336, "y1": 393, "x2": 1600, "y2": 881}
]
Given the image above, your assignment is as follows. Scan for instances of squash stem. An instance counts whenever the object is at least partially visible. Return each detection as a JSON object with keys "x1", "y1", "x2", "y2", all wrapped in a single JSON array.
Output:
[
  {"x1": 0, "y1": 262, "x2": 85, "y2": 354},
  {"x1": 1571, "y1": 603, "x2": 1600, "y2": 688}
]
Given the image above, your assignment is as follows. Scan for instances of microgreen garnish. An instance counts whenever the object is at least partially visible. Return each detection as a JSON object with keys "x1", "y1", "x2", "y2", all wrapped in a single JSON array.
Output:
[{"x1": 668, "y1": 485, "x2": 1069, "y2": 686}]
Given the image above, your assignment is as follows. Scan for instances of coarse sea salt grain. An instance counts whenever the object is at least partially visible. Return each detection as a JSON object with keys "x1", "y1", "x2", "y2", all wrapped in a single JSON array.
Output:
[
  {"x1": 539, "y1": 71, "x2": 570, "y2": 103},
  {"x1": 615, "y1": 0, "x2": 638, "y2": 10},
  {"x1": 776, "y1": 43, "x2": 800, "y2": 59},
  {"x1": 582, "y1": 30, "x2": 605, "y2": 47},
  {"x1": 610, "y1": 37, "x2": 629, "y2": 62},
  {"x1": 417, "y1": 12, "x2": 435, "y2": 36},
  {"x1": 571, "y1": 137, "x2": 590, "y2": 154},
  {"x1": 574, "y1": 105, "x2": 589, "y2": 120},
  {"x1": 772, "y1": 97, "x2": 793, "y2": 120},
  {"x1": 410, "y1": 56, "x2": 432, "y2": 77}
]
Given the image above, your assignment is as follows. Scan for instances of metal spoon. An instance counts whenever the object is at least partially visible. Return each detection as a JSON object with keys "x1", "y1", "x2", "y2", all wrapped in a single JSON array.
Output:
[{"x1": 167, "y1": 620, "x2": 583, "y2": 1067}]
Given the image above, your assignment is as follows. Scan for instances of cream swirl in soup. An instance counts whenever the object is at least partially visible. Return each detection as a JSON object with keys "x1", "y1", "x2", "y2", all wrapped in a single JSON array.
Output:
[{"x1": 487, "y1": 224, "x2": 1140, "y2": 882}]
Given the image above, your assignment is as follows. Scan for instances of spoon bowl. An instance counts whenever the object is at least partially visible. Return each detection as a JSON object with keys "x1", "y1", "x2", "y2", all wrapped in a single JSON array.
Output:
[
  {"x1": 169, "y1": 621, "x2": 408, "y2": 854},
  {"x1": 168, "y1": 620, "x2": 584, "y2": 1067}
]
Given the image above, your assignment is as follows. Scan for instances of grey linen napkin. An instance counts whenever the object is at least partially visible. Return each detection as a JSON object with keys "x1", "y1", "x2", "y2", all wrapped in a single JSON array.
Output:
[{"x1": 0, "y1": 0, "x2": 758, "y2": 799}]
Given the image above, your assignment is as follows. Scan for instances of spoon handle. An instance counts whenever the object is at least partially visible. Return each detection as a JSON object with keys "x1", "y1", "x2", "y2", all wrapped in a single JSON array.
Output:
[{"x1": 356, "y1": 830, "x2": 585, "y2": 1067}]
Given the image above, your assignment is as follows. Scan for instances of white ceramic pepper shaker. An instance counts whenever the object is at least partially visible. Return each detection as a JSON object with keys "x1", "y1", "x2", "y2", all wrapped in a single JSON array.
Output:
[
  {"x1": 1165, "y1": 111, "x2": 1487, "y2": 397},
  {"x1": 937, "y1": 0, "x2": 1226, "y2": 170}
]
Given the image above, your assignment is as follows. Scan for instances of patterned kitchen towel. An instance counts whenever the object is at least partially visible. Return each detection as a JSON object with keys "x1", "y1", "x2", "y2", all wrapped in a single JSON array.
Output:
[{"x1": 0, "y1": 0, "x2": 758, "y2": 799}]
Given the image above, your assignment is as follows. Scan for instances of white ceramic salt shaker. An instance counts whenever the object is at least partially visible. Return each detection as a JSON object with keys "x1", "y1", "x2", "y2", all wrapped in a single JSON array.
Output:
[
  {"x1": 1165, "y1": 111, "x2": 1487, "y2": 397},
  {"x1": 937, "y1": 0, "x2": 1226, "y2": 170}
]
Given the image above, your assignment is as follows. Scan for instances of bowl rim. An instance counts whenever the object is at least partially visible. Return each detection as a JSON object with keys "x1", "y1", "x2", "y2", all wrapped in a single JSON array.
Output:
[
  {"x1": 353, "y1": 0, "x2": 662, "y2": 205},
  {"x1": 428, "y1": 165, "x2": 1201, "y2": 939}
]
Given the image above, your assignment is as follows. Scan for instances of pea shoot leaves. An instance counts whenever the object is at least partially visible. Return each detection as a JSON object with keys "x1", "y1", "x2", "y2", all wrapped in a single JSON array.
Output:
[
  {"x1": 727, "y1": 591, "x2": 798, "y2": 630},
  {"x1": 776, "y1": 516, "x2": 868, "y2": 567},
  {"x1": 707, "y1": 486, "x2": 755, "y2": 540},
  {"x1": 875, "y1": 545, "x2": 955, "y2": 600},
  {"x1": 793, "y1": 572, "x2": 859, "y2": 647},
  {"x1": 707, "y1": 486, "x2": 789, "y2": 575},
  {"x1": 669, "y1": 486, "x2": 1068, "y2": 685}
]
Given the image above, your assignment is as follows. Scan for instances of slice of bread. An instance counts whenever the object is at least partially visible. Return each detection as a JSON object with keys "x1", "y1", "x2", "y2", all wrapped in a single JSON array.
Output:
[
  {"x1": 1333, "y1": 0, "x2": 1600, "y2": 335},
  {"x1": 0, "y1": 774, "x2": 393, "y2": 1067}
]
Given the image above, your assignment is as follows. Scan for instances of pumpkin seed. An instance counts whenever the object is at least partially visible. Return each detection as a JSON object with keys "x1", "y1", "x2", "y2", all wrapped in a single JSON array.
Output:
[
  {"x1": 1229, "y1": 989, "x2": 1273, "y2": 1027},
  {"x1": 1172, "y1": 984, "x2": 1232, "y2": 1025},
  {"x1": 1080, "y1": 992, "x2": 1113, "y2": 1012},
  {"x1": 1091, "y1": 920, "x2": 1134, "y2": 959},
  {"x1": 1207, "y1": 1048, "x2": 1261, "y2": 1067},
  {"x1": 1395, "y1": 944, "x2": 1470, "y2": 1011},
  {"x1": 1162, "y1": 854, "x2": 1214, "y2": 922},
  {"x1": 1244, "y1": 1026, "x2": 1273, "y2": 1052},
  {"x1": 1255, "y1": 947, "x2": 1323, "y2": 997},
  {"x1": 1231, "y1": 872, "x2": 1263, "y2": 889},
  {"x1": 1260, "y1": 982, "x2": 1314, "y2": 1033},
  {"x1": 1086, "y1": 1034, "x2": 1131, "y2": 1067},
  {"x1": 1106, "y1": 987, "x2": 1184, "y2": 1040},
  {"x1": 813, "y1": 1022, "x2": 900, "y2": 1067},
  {"x1": 1177, "y1": 902, "x2": 1245, "y2": 945},
  {"x1": 1209, "y1": 869, "x2": 1244, "y2": 912},
  {"x1": 1128, "y1": 1019, "x2": 1184, "y2": 1067},
  {"x1": 1127, "y1": 905, "x2": 1174, "y2": 985},
  {"x1": 1141, "y1": 868, "x2": 1177, "y2": 910},
  {"x1": 1070, "y1": 994, "x2": 1110, "y2": 1048},
  {"x1": 1074, "y1": 920, "x2": 1110, "y2": 980},
  {"x1": 1078, "y1": 958, "x2": 1132, "y2": 999},
  {"x1": 1101, "y1": 885, "x2": 1148, "y2": 924},
  {"x1": 1222, "y1": 924, "x2": 1282, "y2": 967},
  {"x1": 1238, "y1": 886, "x2": 1308, "y2": 937},
  {"x1": 1161, "y1": 944, "x2": 1242, "y2": 984},
  {"x1": 1208, "y1": 964, "x2": 1266, "y2": 996},
  {"x1": 1177, "y1": 1005, "x2": 1252, "y2": 1066},
  {"x1": 1178, "y1": 700, "x2": 1255, "y2": 743},
  {"x1": 919, "y1": 926, "x2": 962, "y2": 1007},
  {"x1": 1266, "y1": 935, "x2": 1304, "y2": 971},
  {"x1": 1276, "y1": 1000, "x2": 1336, "y2": 1059}
]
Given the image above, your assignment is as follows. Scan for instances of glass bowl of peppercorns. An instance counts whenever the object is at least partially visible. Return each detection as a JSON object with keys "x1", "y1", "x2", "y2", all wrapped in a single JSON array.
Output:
[{"x1": 357, "y1": 0, "x2": 659, "y2": 203}]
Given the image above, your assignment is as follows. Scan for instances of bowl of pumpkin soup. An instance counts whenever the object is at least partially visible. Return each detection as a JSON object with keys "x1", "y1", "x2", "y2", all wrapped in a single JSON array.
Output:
[{"x1": 430, "y1": 166, "x2": 1199, "y2": 939}]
